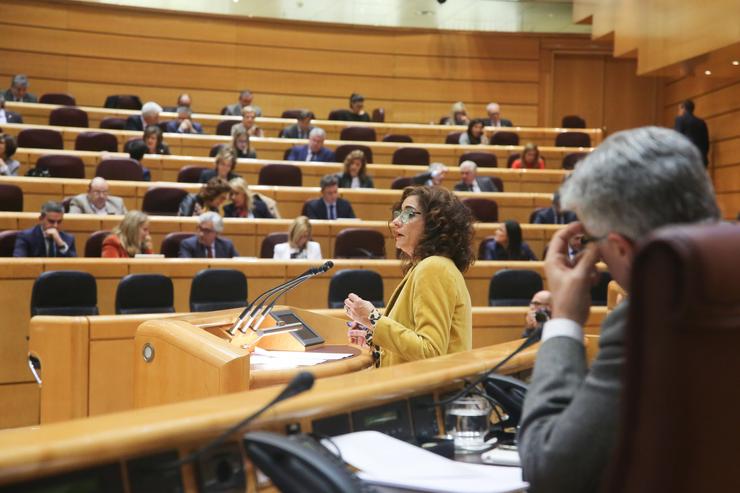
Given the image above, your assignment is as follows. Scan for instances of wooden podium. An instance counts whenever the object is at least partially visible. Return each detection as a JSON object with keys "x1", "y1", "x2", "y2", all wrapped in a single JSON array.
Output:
[{"x1": 133, "y1": 306, "x2": 372, "y2": 409}]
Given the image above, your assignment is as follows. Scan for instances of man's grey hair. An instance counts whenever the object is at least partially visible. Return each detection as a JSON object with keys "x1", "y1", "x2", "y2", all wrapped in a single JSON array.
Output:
[
  {"x1": 40, "y1": 201, "x2": 64, "y2": 216},
  {"x1": 320, "y1": 173, "x2": 339, "y2": 190},
  {"x1": 459, "y1": 160, "x2": 477, "y2": 172},
  {"x1": 309, "y1": 127, "x2": 326, "y2": 139},
  {"x1": 12, "y1": 74, "x2": 29, "y2": 88},
  {"x1": 560, "y1": 126, "x2": 719, "y2": 240},
  {"x1": 141, "y1": 101, "x2": 162, "y2": 117},
  {"x1": 198, "y1": 211, "x2": 224, "y2": 233},
  {"x1": 429, "y1": 162, "x2": 447, "y2": 174}
]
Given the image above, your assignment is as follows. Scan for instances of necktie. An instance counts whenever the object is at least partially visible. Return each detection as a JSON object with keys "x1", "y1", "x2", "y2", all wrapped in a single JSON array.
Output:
[
  {"x1": 47, "y1": 238, "x2": 56, "y2": 257},
  {"x1": 206, "y1": 246, "x2": 213, "y2": 258},
  {"x1": 329, "y1": 204, "x2": 336, "y2": 220}
]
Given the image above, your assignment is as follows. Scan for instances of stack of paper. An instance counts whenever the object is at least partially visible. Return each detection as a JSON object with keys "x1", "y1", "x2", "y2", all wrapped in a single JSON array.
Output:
[
  {"x1": 325, "y1": 431, "x2": 528, "y2": 493},
  {"x1": 249, "y1": 347, "x2": 353, "y2": 370}
]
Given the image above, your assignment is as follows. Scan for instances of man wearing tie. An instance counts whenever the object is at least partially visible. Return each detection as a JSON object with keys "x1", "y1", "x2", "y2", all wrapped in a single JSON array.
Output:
[
  {"x1": 13, "y1": 201, "x2": 77, "y2": 257},
  {"x1": 302, "y1": 174, "x2": 356, "y2": 220},
  {"x1": 286, "y1": 128, "x2": 337, "y2": 162},
  {"x1": 280, "y1": 110, "x2": 315, "y2": 140},
  {"x1": 178, "y1": 212, "x2": 239, "y2": 258},
  {"x1": 482, "y1": 102, "x2": 513, "y2": 127},
  {"x1": 531, "y1": 193, "x2": 577, "y2": 225},
  {"x1": 453, "y1": 160, "x2": 498, "y2": 193}
]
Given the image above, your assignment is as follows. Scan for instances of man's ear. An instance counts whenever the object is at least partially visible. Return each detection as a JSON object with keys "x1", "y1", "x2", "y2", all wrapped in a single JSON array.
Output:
[{"x1": 607, "y1": 232, "x2": 635, "y2": 259}]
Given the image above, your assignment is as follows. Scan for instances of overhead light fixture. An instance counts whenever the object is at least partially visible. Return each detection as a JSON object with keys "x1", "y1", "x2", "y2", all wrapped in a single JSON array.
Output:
[
  {"x1": 733, "y1": 60, "x2": 739, "y2": 66},
  {"x1": 704, "y1": 70, "x2": 712, "y2": 75}
]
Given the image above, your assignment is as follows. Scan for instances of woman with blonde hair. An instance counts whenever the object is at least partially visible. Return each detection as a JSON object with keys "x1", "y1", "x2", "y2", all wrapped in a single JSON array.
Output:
[
  {"x1": 200, "y1": 146, "x2": 240, "y2": 183},
  {"x1": 336, "y1": 149, "x2": 374, "y2": 189},
  {"x1": 511, "y1": 143, "x2": 545, "y2": 170},
  {"x1": 231, "y1": 126, "x2": 256, "y2": 159},
  {"x1": 273, "y1": 216, "x2": 322, "y2": 260},
  {"x1": 101, "y1": 210, "x2": 153, "y2": 258},
  {"x1": 223, "y1": 177, "x2": 280, "y2": 219},
  {"x1": 446, "y1": 101, "x2": 470, "y2": 126}
]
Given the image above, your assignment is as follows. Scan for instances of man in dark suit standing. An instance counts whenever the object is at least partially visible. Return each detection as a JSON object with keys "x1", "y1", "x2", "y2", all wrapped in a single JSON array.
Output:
[
  {"x1": 286, "y1": 128, "x2": 336, "y2": 162},
  {"x1": 453, "y1": 160, "x2": 498, "y2": 192},
  {"x1": 13, "y1": 201, "x2": 77, "y2": 257},
  {"x1": 302, "y1": 174, "x2": 356, "y2": 220},
  {"x1": 531, "y1": 193, "x2": 577, "y2": 224},
  {"x1": 674, "y1": 99, "x2": 710, "y2": 166},
  {"x1": 125, "y1": 101, "x2": 162, "y2": 132},
  {"x1": 178, "y1": 212, "x2": 238, "y2": 258},
  {"x1": 482, "y1": 102, "x2": 512, "y2": 127},
  {"x1": 280, "y1": 110, "x2": 314, "y2": 139}
]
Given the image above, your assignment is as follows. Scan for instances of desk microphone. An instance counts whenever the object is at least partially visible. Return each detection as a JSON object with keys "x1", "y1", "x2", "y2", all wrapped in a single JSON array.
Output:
[{"x1": 163, "y1": 371, "x2": 315, "y2": 469}]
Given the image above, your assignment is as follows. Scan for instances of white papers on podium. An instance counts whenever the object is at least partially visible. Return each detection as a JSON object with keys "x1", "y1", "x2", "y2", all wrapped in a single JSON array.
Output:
[
  {"x1": 325, "y1": 431, "x2": 528, "y2": 493},
  {"x1": 249, "y1": 347, "x2": 353, "y2": 370}
]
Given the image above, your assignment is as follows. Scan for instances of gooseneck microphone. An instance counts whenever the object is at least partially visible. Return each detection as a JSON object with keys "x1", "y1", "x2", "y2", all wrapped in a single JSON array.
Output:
[
  {"x1": 230, "y1": 261, "x2": 334, "y2": 334},
  {"x1": 163, "y1": 371, "x2": 315, "y2": 469}
]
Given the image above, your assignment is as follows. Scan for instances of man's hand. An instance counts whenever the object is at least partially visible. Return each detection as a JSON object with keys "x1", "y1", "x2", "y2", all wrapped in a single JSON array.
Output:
[
  {"x1": 44, "y1": 227, "x2": 65, "y2": 247},
  {"x1": 545, "y1": 222, "x2": 600, "y2": 326}
]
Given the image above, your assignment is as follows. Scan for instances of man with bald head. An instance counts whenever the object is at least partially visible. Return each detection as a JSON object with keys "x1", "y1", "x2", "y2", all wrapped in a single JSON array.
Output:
[
  {"x1": 69, "y1": 177, "x2": 127, "y2": 215},
  {"x1": 483, "y1": 102, "x2": 512, "y2": 127},
  {"x1": 523, "y1": 290, "x2": 552, "y2": 338}
]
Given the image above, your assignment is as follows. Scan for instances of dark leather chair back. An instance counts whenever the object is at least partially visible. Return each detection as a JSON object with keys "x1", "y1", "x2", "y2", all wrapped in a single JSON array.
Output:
[
  {"x1": 328, "y1": 269, "x2": 384, "y2": 308},
  {"x1": 39, "y1": 93, "x2": 76, "y2": 106},
  {"x1": 0, "y1": 230, "x2": 18, "y2": 256},
  {"x1": 561, "y1": 115, "x2": 586, "y2": 128},
  {"x1": 555, "y1": 131, "x2": 591, "y2": 148},
  {"x1": 160, "y1": 232, "x2": 194, "y2": 258},
  {"x1": 258, "y1": 164, "x2": 302, "y2": 187},
  {"x1": 371, "y1": 108, "x2": 385, "y2": 122},
  {"x1": 335, "y1": 145, "x2": 372, "y2": 164},
  {"x1": 31, "y1": 270, "x2": 99, "y2": 316},
  {"x1": 459, "y1": 152, "x2": 497, "y2": 168},
  {"x1": 189, "y1": 269, "x2": 248, "y2": 312},
  {"x1": 85, "y1": 230, "x2": 110, "y2": 257},
  {"x1": 334, "y1": 228, "x2": 386, "y2": 259},
  {"x1": 390, "y1": 177, "x2": 414, "y2": 190},
  {"x1": 49, "y1": 107, "x2": 89, "y2": 128},
  {"x1": 0, "y1": 184, "x2": 23, "y2": 211},
  {"x1": 75, "y1": 131, "x2": 118, "y2": 152},
  {"x1": 103, "y1": 94, "x2": 142, "y2": 110},
  {"x1": 489, "y1": 131, "x2": 520, "y2": 146},
  {"x1": 488, "y1": 269, "x2": 543, "y2": 306},
  {"x1": 260, "y1": 233, "x2": 289, "y2": 258},
  {"x1": 115, "y1": 274, "x2": 174, "y2": 315},
  {"x1": 17, "y1": 129, "x2": 64, "y2": 150},
  {"x1": 562, "y1": 152, "x2": 588, "y2": 170},
  {"x1": 392, "y1": 147, "x2": 430, "y2": 166},
  {"x1": 462, "y1": 197, "x2": 499, "y2": 222},
  {"x1": 177, "y1": 166, "x2": 208, "y2": 183},
  {"x1": 36, "y1": 155, "x2": 85, "y2": 179},
  {"x1": 339, "y1": 127, "x2": 376, "y2": 142},
  {"x1": 216, "y1": 120, "x2": 238, "y2": 136},
  {"x1": 99, "y1": 117, "x2": 126, "y2": 130},
  {"x1": 142, "y1": 187, "x2": 189, "y2": 216},
  {"x1": 445, "y1": 132, "x2": 462, "y2": 144},
  {"x1": 382, "y1": 134, "x2": 413, "y2": 143},
  {"x1": 95, "y1": 159, "x2": 145, "y2": 181}
]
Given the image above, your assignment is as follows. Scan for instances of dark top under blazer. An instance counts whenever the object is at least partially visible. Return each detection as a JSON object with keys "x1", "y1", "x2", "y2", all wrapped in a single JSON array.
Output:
[
  {"x1": 124, "y1": 115, "x2": 145, "y2": 132},
  {"x1": 301, "y1": 198, "x2": 356, "y2": 220},
  {"x1": 286, "y1": 145, "x2": 337, "y2": 162},
  {"x1": 481, "y1": 239, "x2": 537, "y2": 261},
  {"x1": 13, "y1": 225, "x2": 77, "y2": 257},
  {"x1": 482, "y1": 118, "x2": 513, "y2": 127},
  {"x1": 336, "y1": 172, "x2": 374, "y2": 189},
  {"x1": 281, "y1": 124, "x2": 314, "y2": 139},
  {"x1": 178, "y1": 236, "x2": 238, "y2": 258}
]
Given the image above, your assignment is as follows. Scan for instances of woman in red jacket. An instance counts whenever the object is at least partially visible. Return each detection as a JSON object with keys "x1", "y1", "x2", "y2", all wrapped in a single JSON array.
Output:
[
  {"x1": 511, "y1": 143, "x2": 545, "y2": 170},
  {"x1": 102, "y1": 210, "x2": 153, "y2": 258}
]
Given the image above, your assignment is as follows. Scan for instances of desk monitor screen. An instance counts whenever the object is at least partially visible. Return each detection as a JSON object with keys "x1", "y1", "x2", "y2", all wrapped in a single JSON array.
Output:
[{"x1": 271, "y1": 310, "x2": 324, "y2": 347}]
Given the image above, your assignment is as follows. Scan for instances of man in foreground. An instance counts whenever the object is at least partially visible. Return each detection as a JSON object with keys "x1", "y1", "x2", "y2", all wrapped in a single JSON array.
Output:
[{"x1": 518, "y1": 126, "x2": 719, "y2": 493}]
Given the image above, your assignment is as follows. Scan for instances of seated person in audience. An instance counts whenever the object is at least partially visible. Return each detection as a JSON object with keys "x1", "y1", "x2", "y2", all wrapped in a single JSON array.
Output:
[
  {"x1": 3, "y1": 74, "x2": 37, "y2": 103},
  {"x1": 163, "y1": 93, "x2": 192, "y2": 112},
  {"x1": 0, "y1": 133, "x2": 20, "y2": 176},
  {"x1": 232, "y1": 127, "x2": 256, "y2": 159},
  {"x1": 125, "y1": 101, "x2": 162, "y2": 131},
  {"x1": 532, "y1": 192, "x2": 577, "y2": 225},
  {"x1": 302, "y1": 174, "x2": 356, "y2": 220},
  {"x1": 446, "y1": 101, "x2": 469, "y2": 125},
  {"x1": 200, "y1": 147, "x2": 240, "y2": 183},
  {"x1": 453, "y1": 160, "x2": 498, "y2": 192},
  {"x1": 522, "y1": 290, "x2": 552, "y2": 338},
  {"x1": 287, "y1": 128, "x2": 336, "y2": 162},
  {"x1": 511, "y1": 143, "x2": 545, "y2": 169},
  {"x1": 230, "y1": 105, "x2": 264, "y2": 138},
  {"x1": 224, "y1": 89, "x2": 262, "y2": 117},
  {"x1": 481, "y1": 220, "x2": 537, "y2": 260},
  {"x1": 143, "y1": 124, "x2": 170, "y2": 155},
  {"x1": 482, "y1": 102, "x2": 513, "y2": 127},
  {"x1": 343, "y1": 186, "x2": 474, "y2": 367},
  {"x1": 336, "y1": 149, "x2": 374, "y2": 189},
  {"x1": 102, "y1": 210, "x2": 153, "y2": 258},
  {"x1": 458, "y1": 119, "x2": 489, "y2": 145},
  {"x1": 0, "y1": 95, "x2": 23, "y2": 124},
  {"x1": 127, "y1": 140, "x2": 153, "y2": 181},
  {"x1": 347, "y1": 93, "x2": 371, "y2": 122},
  {"x1": 273, "y1": 216, "x2": 322, "y2": 260},
  {"x1": 411, "y1": 162, "x2": 448, "y2": 188},
  {"x1": 69, "y1": 177, "x2": 127, "y2": 215},
  {"x1": 518, "y1": 127, "x2": 719, "y2": 493},
  {"x1": 164, "y1": 106, "x2": 203, "y2": 134},
  {"x1": 13, "y1": 201, "x2": 76, "y2": 257},
  {"x1": 179, "y1": 211, "x2": 239, "y2": 258},
  {"x1": 224, "y1": 177, "x2": 279, "y2": 219},
  {"x1": 178, "y1": 177, "x2": 232, "y2": 216},
  {"x1": 280, "y1": 110, "x2": 314, "y2": 139}
]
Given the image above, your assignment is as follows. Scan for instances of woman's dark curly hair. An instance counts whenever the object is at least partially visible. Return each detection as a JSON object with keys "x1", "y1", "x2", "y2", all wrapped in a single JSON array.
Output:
[
  {"x1": 393, "y1": 186, "x2": 475, "y2": 274},
  {"x1": 198, "y1": 177, "x2": 232, "y2": 205}
]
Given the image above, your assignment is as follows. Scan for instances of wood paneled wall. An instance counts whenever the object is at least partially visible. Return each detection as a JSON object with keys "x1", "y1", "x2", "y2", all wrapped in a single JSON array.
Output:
[
  {"x1": 0, "y1": 0, "x2": 620, "y2": 126},
  {"x1": 661, "y1": 75, "x2": 740, "y2": 219}
]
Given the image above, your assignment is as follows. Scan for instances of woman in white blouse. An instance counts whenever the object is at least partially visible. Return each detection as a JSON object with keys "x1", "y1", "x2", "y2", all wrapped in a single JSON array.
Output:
[{"x1": 273, "y1": 216, "x2": 322, "y2": 260}]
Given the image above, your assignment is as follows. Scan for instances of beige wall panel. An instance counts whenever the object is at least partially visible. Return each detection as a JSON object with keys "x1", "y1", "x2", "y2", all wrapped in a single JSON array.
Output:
[
  {"x1": 603, "y1": 58, "x2": 660, "y2": 133},
  {"x1": 713, "y1": 137, "x2": 740, "y2": 168},
  {"x1": 706, "y1": 110, "x2": 740, "y2": 143},
  {"x1": 663, "y1": 76, "x2": 737, "y2": 106},
  {"x1": 89, "y1": 340, "x2": 135, "y2": 416},
  {"x1": 714, "y1": 165, "x2": 740, "y2": 194},
  {"x1": 0, "y1": 383, "x2": 39, "y2": 429},
  {"x1": 551, "y1": 54, "x2": 605, "y2": 128},
  {"x1": 0, "y1": 280, "x2": 36, "y2": 383},
  {"x1": 0, "y1": 1, "x2": 69, "y2": 29},
  {"x1": 392, "y1": 56, "x2": 540, "y2": 82},
  {"x1": 716, "y1": 191, "x2": 740, "y2": 219}
]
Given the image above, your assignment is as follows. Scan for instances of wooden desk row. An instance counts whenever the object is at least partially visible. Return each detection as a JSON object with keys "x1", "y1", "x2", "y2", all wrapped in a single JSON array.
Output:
[
  {"x1": 7, "y1": 101, "x2": 604, "y2": 147},
  {"x1": 13, "y1": 147, "x2": 569, "y2": 192},
  {"x1": 0, "y1": 211, "x2": 561, "y2": 260},
  {"x1": 1, "y1": 122, "x2": 593, "y2": 168},
  {"x1": 0, "y1": 176, "x2": 554, "y2": 224}
]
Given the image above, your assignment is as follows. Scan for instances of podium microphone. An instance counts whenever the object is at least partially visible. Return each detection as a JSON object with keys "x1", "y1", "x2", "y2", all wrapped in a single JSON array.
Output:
[{"x1": 163, "y1": 371, "x2": 315, "y2": 469}]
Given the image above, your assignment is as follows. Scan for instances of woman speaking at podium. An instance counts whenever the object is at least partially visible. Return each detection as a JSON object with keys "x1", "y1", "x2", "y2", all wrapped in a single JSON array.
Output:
[{"x1": 344, "y1": 186, "x2": 474, "y2": 366}]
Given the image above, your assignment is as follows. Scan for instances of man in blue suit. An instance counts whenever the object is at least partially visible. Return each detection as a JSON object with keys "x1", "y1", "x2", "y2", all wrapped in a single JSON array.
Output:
[
  {"x1": 178, "y1": 212, "x2": 238, "y2": 258},
  {"x1": 302, "y1": 174, "x2": 356, "y2": 220},
  {"x1": 13, "y1": 201, "x2": 77, "y2": 257},
  {"x1": 286, "y1": 128, "x2": 336, "y2": 162},
  {"x1": 164, "y1": 106, "x2": 204, "y2": 134},
  {"x1": 531, "y1": 193, "x2": 578, "y2": 225}
]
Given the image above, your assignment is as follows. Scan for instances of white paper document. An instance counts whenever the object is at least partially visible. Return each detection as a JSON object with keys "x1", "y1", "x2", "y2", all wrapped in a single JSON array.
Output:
[
  {"x1": 250, "y1": 347, "x2": 353, "y2": 370},
  {"x1": 325, "y1": 431, "x2": 528, "y2": 493}
]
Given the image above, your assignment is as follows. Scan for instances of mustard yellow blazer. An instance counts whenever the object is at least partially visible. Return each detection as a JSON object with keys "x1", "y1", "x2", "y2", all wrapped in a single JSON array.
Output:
[{"x1": 373, "y1": 256, "x2": 472, "y2": 367}]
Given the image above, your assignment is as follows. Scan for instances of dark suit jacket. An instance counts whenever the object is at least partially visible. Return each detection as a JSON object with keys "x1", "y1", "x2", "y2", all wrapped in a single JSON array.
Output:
[
  {"x1": 3, "y1": 111, "x2": 23, "y2": 123},
  {"x1": 3, "y1": 89, "x2": 37, "y2": 103},
  {"x1": 164, "y1": 119, "x2": 204, "y2": 134},
  {"x1": 178, "y1": 236, "x2": 238, "y2": 258},
  {"x1": 531, "y1": 207, "x2": 578, "y2": 225},
  {"x1": 453, "y1": 177, "x2": 498, "y2": 192},
  {"x1": 336, "y1": 172, "x2": 374, "y2": 189},
  {"x1": 124, "y1": 115, "x2": 145, "y2": 131},
  {"x1": 13, "y1": 225, "x2": 77, "y2": 257},
  {"x1": 281, "y1": 124, "x2": 314, "y2": 139},
  {"x1": 287, "y1": 145, "x2": 336, "y2": 162},
  {"x1": 302, "y1": 198, "x2": 356, "y2": 220},
  {"x1": 674, "y1": 113, "x2": 709, "y2": 165},
  {"x1": 482, "y1": 118, "x2": 513, "y2": 127}
]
